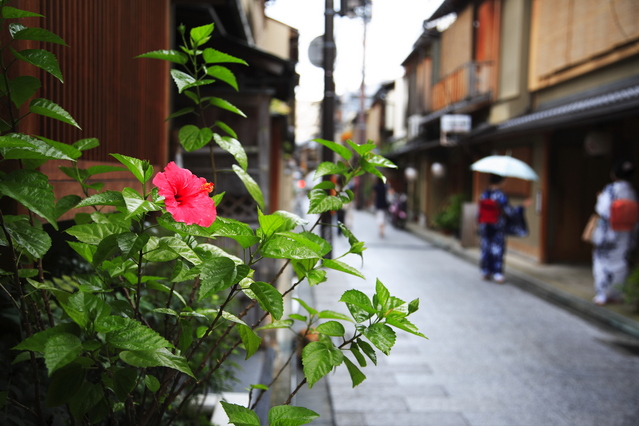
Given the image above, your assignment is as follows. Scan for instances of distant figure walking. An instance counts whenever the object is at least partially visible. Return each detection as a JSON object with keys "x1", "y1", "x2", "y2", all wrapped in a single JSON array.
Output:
[
  {"x1": 591, "y1": 160, "x2": 639, "y2": 305},
  {"x1": 373, "y1": 177, "x2": 389, "y2": 237},
  {"x1": 477, "y1": 174, "x2": 530, "y2": 283}
]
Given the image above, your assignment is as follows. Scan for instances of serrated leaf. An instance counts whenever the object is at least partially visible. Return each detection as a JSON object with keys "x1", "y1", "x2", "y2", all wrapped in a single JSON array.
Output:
[
  {"x1": 302, "y1": 341, "x2": 343, "y2": 388},
  {"x1": 342, "y1": 357, "x2": 366, "y2": 388},
  {"x1": 0, "y1": 168, "x2": 57, "y2": 228},
  {"x1": 76, "y1": 191, "x2": 125, "y2": 208},
  {"x1": 350, "y1": 342, "x2": 367, "y2": 367},
  {"x1": 203, "y1": 48, "x2": 248, "y2": 65},
  {"x1": 190, "y1": 23, "x2": 214, "y2": 46},
  {"x1": 238, "y1": 324, "x2": 262, "y2": 360},
  {"x1": 232, "y1": 164, "x2": 264, "y2": 210},
  {"x1": 375, "y1": 278, "x2": 391, "y2": 311},
  {"x1": 170, "y1": 69, "x2": 196, "y2": 93},
  {"x1": 5, "y1": 219, "x2": 51, "y2": 258},
  {"x1": 314, "y1": 161, "x2": 349, "y2": 180},
  {"x1": 206, "y1": 65, "x2": 238, "y2": 90},
  {"x1": 87, "y1": 165, "x2": 127, "y2": 176},
  {"x1": 214, "y1": 133, "x2": 247, "y2": 170},
  {"x1": 386, "y1": 317, "x2": 427, "y2": 338},
  {"x1": 9, "y1": 75, "x2": 40, "y2": 107},
  {"x1": 289, "y1": 314, "x2": 307, "y2": 322},
  {"x1": 256, "y1": 319, "x2": 294, "y2": 331},
  {"x1": 13, "y1": 323, "x2": 79, "y2": 353},
  {"x1": 210, "y1": 97, "x2": 246, "y2": 117},
  {"x1": 56, "y1": 194, "x2": 81, "y2": 219},
  {"x1": 268, "y1": 405, "x2": 320, "y2": 426},
  {"x1": 119, "y1": 348, "x2": 194, "y2": 378},
  {"x1": 198, "y1": 257, "x2": 237, "y2": 300},
  {"x1": 210, "y1": 216, "x2": 259, "y2": 248},
  {"x1": 136, "y1": 49, "x2": 188, "y2": 64},
  {"x1": 110, "y1": 154, "x2": 152, "y2": 184},
  {"x1": 318, "y1": 310, "x2": 352, "y2": 322},
  {"x1": 339, "y1": 290, "x2": 375, "y2": 313},
  {"x1": 2, "y1": 6, "x2": 44, "y2": 18},
  {"x1": 121, "y1": 187, "x2": 160, "y2": 218},
  {"x1": 13, "y1": 27, "x2": 67, "y2": 45},
  {"x1": 306, "y1": 269, "x2": 327, "y2": 286},
  {"x1": 60, "y1": 292, "x2": 111, "y2": 329},
  {"x1": 293, "y1": 298, "x2": 317, "y2": 316},
  {"x1": 29, "y1": 98, "x2": 79, "y2": 128},
  {"x1": 166, "y1": 106, "x2": 195, "y2": 121},
  {"x1": 66, "y1": 222, "x2": 127, "y2": 245},
  {"x1": 116, "y1": 232, "x2": 150, "y2": 259},
  {"x1": 322, "y1": 259, "x2": 365, "y2": 279},
  {"x1": 261, "y1": 235, "x2": 322, "y2": 260},
  {"x1": 362, "y1": 323, "x2": 396, "y2": 356},
  {"x1": 250, "y1": 281, "x2": 284, "y2": 320},
  {"x1": 313, "y1": 138, "x2": 352, "y2": 161},
  {"x1": 179, "y1": 124, "x2": 213, "y2": 152},
  {"x1": 68, "y1": 382, "x2": 102, "y2": 419},
  {"x1": 307, "y1": 189, "x2": 342, "y2": 214},
  {"x1": 220, "y1": 402, "x2": 260, "y2": 426},
  {"x1": 44, "y1": 333, "x2": 83, "y2": 376},
  {"x1": 315, "y1": 321, "x2": 345, "y2": 337},
  {"x1": 347, "y1": 139, "x2": 375, "y2": 155}
]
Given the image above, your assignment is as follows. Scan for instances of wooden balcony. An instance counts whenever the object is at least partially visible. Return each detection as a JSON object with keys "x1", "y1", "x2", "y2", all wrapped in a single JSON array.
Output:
[{"x1": 431, "y1": 61, "x2": 494, "y2": 112}]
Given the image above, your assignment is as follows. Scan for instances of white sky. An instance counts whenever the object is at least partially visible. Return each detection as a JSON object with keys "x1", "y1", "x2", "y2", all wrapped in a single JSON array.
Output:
[{"x1": 266, "y1": 0, "x2": 444, "y2": 102}]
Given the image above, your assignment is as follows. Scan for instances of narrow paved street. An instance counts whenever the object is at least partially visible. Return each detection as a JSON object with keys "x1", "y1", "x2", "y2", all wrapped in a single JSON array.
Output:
[{"x1": 296, "y1": 209, "x2": 639, "y2": 426}]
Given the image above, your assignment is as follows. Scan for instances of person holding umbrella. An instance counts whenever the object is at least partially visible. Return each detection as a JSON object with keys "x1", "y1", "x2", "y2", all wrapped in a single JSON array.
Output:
[{"x1": 472, "y1": 155, "x2": 536, "y2": 283}]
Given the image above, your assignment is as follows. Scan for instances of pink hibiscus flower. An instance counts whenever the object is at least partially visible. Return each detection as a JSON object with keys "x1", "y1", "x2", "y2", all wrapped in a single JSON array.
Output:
[{"x1": 153, "y1": 162, "x2": 217, "y2": 227}]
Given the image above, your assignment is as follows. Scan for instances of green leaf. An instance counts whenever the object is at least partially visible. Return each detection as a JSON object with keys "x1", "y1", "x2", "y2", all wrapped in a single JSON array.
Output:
[
  {"x1": 87, "y1": 165, "x2": 127, "y2": 176},
  {"x1": 9, "y1": 75, "x2": 40, "y2": 107},
  {"x1": 357, "y1": 338, "x2": 377, "y2": 365},
  {"x1": 375, "y1": 278, "x2": 391, "y2": 311},
  {"x1": 232, "y1": 164, "x2": 264, "y2": 210},
  {"x1": 277, "y1": 231, "x2": 330, "y2": 257},
  {"x1": 343, "y1": 357, "x2": 366, "y2": 388},
  {"x1": 315, "y1": 321, "x2": 345, "y2": 337},
  {"x1": 56, "y1": 194, "x2": 81, "y2": 219},
  {"x1": 13, "y1": 323, "x2": 80, "y2": 353},
  {"x1": 145, "y1": 375, "x2": 160, "y2": 392},
  {"x1": 210, "y1": 97, "x2": 246, "y2": 117},
  {"x1": 107, "y1": 318, "x2": 172, "y2": 351},
  {"x1": 67, "y1": 382, "x2": 102, "y2": 420},
  {"x1": 122, "y1": 187, "x2": 160, "y2": 218},
  {"x1": 116, "y1": 232, "x2": 150, "y2": 259},
  {"x1": 113, "y1": 368, "x2": 137, "y2": 401},
  {"x1": 29, "y1": 98, "x2": 82, "y2": 130},
  {"x1": 76, "y1": 191, "x2": 125, "y2": 208},
  {"x1": 210, "y1": 216, "x2": 259, "y2": 248},
  {"x1": 314, "y1": 161, "x2": 349, "y2": 180},
  {"x1": 11, "y1": 48, "x2": 63, "y2": 82},
  {"x1": 364, "y1": 151, "x2": 397, "y2": 169},
  {"x1": 198, "y1": 257, "x2": 238, "y2": 300},
  {"x1": 4, "y1": 220, "x2": 51, "y2": 258},
  {"x1": 302, "y1": 341, "x2": 343, "y2": 388},
  {"x1": 162, "y1": 236, "x2": 202, "y2": 265},
  {"x1": 179, "y1": 124, "x2": 213, "y2": 152},
  {"x1": 206, "y1": 65, "x2": 238, "y2": 90},
  {"x1": 166, "y1": 106, "x2": 195, "y2": 120},
  {"x1": 313, "y1": 138, "x2": 352, "y2": 161},
  {"x1": 256, "y1": 319, "x2": 294, "y2": 331},
  {"x1": 44, "y1": 333, "x2": 83, "y2": 376},
  {"x1": 386, "y1": 317, "x2": 427, "y2": 338},
  {"x1": 214, "y1": 120, "x2": 238, "y2": 138},
  {"x1": 46, "y1": 363, "x2": 85, "y2": 407},
  {"x1": 220, "y1": 402, "x2": 261, "y2": 426},
  {"x1": 250, "y1": 281, "x2": 284, "y2": 320},
  {"x1": 0, "y1": 168, "x2": 57, "y2": 228},
  {"x1": 318, "y1": 310, "x2": 352, "y2": 322},
  {"x1": 307, "y1": 189, "x2": 342, "y2": 214},
  {"x1": 157, "y1": 215, "x2": 213, "y2": 238},
  {"x1": 110, "y1": 154, "x2": 153, "y2": 184},
  {"x1": 13, "y1": 26, "x2": 67, "y2": 46},
  {"x1": 136, "y1": 49, "x2": 188, "y2": 64},
  {"x1": 238, "y1": 324, "x2": 262, "y2": 360},
  {"x1": 60, "y1": 292, "x2": 111, "y2": 329},
  {"x1": 289, "y1": 314, "x2": 307, "y2": 322},
  {"x1": 66, "y1": 222, "x2": 127, "y2": 245},
  {"x1": 363, "y1": 323, "x2": 396, "y2": 356},
  {"x1": 0, "y1": 133, "x2": 76, "y2": 162},
  {"x1": 190, "y1": 23, "x2": 214, "y2": 46},
  {"x1": 170, "y1": 69, "x2": 196, "y2": 93},
  {"x1": 214, "y1": 133, "x2": 247, "y2": 170},
  {"x1": 268, "y1": 405, "x2": 320, "y2": 426},
  {"x1": 73, "y1": 138, "x2": 100, "y2": 151},
  {"x1": 322, "y1": 259, "x2": 365, "y2": 279},
  {"x1": 339, "y1": 290, "x2": 375, "y2": 313},
  {"x1": 347, "y1": 139, "x2": 375, "y2": 156},
  {"x1": 350, "y1": 342, "x2": 367, "y2": 367},
  {"x1": 119, "y1": 348, "x2": 194, "y2": 378},
  {"x1": 408, "y1": 298, "x2": 420, "y2": 314},
  {"x1": 2, "y1": 6, "x2": 44, "y2": 18},
  {"x1": 203, "y1": 48, "x2": 248, "y2": 65},
  {"x1": 306, "y1": 268, "x2": 327, "y2": 286},
  {"x1": 261, "y1": 235, "x2": 323, "y2": 260},
  {"x1": 182, "y1": 79, "x2": 215, "y2": 92}
]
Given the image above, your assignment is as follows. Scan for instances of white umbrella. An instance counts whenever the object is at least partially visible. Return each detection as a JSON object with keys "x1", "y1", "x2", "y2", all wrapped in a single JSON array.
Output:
[{"x1": 470, "y1": 155, "x2": 539, "y2": 181}]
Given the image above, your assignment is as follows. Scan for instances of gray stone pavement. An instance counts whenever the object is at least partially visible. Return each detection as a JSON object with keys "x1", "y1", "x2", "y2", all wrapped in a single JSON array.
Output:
[{"x1": 295, "y1": 209, "x2": 639, "y2": 426}]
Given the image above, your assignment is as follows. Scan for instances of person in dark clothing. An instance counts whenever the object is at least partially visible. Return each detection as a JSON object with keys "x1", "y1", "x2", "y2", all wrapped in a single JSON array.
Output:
[{"x1": 373, "y1": 177, "x2": 389, "y2": 237}]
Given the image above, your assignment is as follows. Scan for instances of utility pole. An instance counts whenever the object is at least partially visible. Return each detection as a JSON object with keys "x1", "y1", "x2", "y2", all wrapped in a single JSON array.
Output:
[{"x1": 320, "y1": 0, "x2": 336, "y2": 256}]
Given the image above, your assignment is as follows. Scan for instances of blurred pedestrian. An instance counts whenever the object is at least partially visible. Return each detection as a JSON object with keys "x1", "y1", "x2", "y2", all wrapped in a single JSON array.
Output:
[
  {"x1": 373, "y1": 177, "x2": 389, "y2": 237},
  {"x1": 591, "y1": 160, "x2": 639, "y2": 305},
  {"x1": 477, "y1": 174, "x2": 531, "y2": 283}
]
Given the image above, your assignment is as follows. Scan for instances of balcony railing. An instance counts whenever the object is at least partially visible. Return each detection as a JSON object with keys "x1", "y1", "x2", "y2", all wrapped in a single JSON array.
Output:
[{"x1": 431, "y1": 61, "x2": 494, "y2": 112}]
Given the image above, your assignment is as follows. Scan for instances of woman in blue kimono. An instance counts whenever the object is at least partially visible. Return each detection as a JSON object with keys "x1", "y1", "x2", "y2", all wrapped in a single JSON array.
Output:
[
  {"x1": 478, "y1": 174, "x2": 529, "y2": 283},
  {"x1": 591, "y1": 160, "x2": 638, "y2": 305}
]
